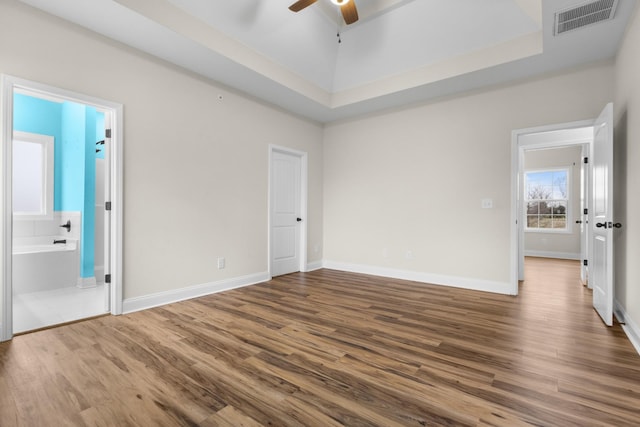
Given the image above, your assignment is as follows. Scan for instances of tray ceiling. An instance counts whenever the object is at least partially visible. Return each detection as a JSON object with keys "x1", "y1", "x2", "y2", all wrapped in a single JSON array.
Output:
[{"x1": 18, "y1": 0, "x2": 636, "y2": 122}]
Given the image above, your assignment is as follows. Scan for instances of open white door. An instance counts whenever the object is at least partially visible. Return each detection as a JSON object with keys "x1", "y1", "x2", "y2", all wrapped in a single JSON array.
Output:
[
  {"x1": 591, "y1": 103, "x2": 615, "y2": 326},
  {"x1": 270, "y1": 149, "x2": 302, "y2": 277}
]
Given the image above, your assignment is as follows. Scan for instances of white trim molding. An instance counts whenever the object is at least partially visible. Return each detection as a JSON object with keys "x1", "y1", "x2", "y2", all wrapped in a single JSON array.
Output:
[
  {"x1": 1, "y1": 75, "x2": 15, "y2": 341},
  {"x1": 322, "y1": 260, "x2": 514, "y2": 295},
  {"x1": 614, "y1": 300, "x2": 640, "y2": 356},
  {"x1": 122, "y1": 271, "x2": 270, "y2": 314}
]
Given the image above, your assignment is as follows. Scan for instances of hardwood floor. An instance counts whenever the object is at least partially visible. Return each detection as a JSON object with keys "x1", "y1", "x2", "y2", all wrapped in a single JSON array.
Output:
[{"x1": 1, "y1": 258, "x2": 639, "y2": 426}]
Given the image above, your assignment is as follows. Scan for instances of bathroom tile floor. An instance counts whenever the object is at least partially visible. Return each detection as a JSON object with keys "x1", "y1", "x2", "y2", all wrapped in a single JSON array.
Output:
[{"x1": 13, "y1": 284, "x2": 108, "y2": 334}]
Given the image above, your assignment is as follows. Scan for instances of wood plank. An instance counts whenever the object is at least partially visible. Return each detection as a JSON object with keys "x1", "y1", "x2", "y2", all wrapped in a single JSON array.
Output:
[{"x1": 1, "y1": 257, "x2": 639, "y2": 425}]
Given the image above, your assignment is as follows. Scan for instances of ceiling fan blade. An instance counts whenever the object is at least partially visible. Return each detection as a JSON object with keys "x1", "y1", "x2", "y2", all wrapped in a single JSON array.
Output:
[
  {"x1": 289, "y1": 0, "x2": 318, "y2": 12},
  {"x1": 341, "y1": 0, "x2": 359, "y2": 25}
]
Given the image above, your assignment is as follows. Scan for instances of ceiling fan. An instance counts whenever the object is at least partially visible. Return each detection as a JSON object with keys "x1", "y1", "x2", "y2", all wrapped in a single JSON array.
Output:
[{"x1": 289, "y1": 0, "x2": 359, "y2": 25}]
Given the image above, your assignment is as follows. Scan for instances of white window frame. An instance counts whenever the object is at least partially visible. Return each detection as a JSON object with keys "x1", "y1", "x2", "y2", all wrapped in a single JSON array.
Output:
[
  {"x1": 12, "y1": 131, "x2": 54, "y2": 220},
  {"x1": 524, "y1": 167, "x2": 571, "y2": 234}
]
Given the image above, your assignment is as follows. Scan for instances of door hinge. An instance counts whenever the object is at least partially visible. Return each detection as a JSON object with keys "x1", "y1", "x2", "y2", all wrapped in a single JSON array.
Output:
[
  {"x1": 583, "y1": 260, "x2": 588, "y2": 266},
  {"x1": 584, "y1": 208, "x2": 588, "y2": 215},
  {"x1": 105, "y1": 201, "x2": 112, "y2": 211},
  {"x1": 584, "y1": 157, "x2": 589, "y2": 164},
  {"x1": 105, "y1": 274, "x2": 111, "y2": 283},
  {"x1": 105, "y1": 128, "x2": 112, "y2": 138}
]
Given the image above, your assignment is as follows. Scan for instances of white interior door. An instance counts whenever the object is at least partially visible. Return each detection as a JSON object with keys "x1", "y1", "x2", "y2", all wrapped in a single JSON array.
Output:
[
  {"x1": 591, "y1": 103, "x2": 614, "y2": 326},
  {"x1": 270, "y1": 150, "x2": 301, "y2": 277}
]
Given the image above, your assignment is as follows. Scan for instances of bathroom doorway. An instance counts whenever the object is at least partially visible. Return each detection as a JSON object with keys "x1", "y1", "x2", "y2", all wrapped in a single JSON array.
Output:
[{"x1": 1, "y1": 76, "x2": 123, "y2": 340}]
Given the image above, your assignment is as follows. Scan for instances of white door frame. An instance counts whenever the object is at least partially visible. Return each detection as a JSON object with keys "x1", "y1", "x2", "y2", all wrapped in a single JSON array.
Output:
[
  {"x1": 580, "y1": 143, "x2": 590, "y2": 286},
  {"x1": 268, "y1": 145, "x2": 308, "y2": 278},
  {"x1": 1, "y1": 75, "x2": 124, "y2": 341},
  {"x1": 510, "y1": 119, "x2": 594, "y2": 295}
]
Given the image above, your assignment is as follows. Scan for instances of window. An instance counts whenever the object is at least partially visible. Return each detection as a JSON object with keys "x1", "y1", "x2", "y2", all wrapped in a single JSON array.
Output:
[
  {"x1": 12, "y1": 131, "x2": 54, "y2": 219},
  {"x1": 525, "y1": 168, "x2": 569, "y2": 232}
]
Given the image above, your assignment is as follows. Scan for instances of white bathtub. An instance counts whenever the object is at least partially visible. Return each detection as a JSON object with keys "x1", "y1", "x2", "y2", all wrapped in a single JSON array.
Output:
[{"x1": 13, "y1": 236, "x2": 80, "y2": 294}]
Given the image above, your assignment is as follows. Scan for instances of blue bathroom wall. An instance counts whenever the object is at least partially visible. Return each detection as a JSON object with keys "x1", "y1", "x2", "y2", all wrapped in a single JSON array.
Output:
[
  {"x1": 83, "y1": 107, "x2": 97, "y2": 278},
  {"x1": 60, "y1": 102, "x2": 85, "y2": 211},
  {"x1": 14, "y1": 93, "x2": 100, "y2": 279},
  {"x1": 60, "y1": 102, "x2": 97, "y2": 278}
]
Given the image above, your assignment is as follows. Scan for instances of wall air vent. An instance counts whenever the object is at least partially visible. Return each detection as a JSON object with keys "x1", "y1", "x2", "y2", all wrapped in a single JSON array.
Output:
[{"x1": 554, "y1": 0, "x2": 618, "y2": 35}]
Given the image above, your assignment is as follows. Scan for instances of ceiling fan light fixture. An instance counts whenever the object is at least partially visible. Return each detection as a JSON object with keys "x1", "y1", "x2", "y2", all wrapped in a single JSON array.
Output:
[{"x1": 330, "y1": 0, "x2": 350, "y2": 6}]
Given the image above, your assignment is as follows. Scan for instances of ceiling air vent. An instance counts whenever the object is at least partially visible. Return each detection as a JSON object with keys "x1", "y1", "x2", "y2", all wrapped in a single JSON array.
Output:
[{"x1": 554, "y1": 0, "x2": 618, "y2": 35}]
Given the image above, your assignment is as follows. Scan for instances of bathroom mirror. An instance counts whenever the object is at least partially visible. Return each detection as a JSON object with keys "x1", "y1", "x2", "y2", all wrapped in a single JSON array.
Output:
[{"x1": 12, "y1": 131, "x2": 54, "y2": 219}]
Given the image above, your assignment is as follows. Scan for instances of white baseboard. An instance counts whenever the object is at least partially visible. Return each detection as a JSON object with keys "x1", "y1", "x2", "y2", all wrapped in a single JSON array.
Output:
[
  {"x1": 524, "y1": 250, "x2": 581, "y2": 260},
  {"x1": 615, "y1": 300, "x2": 640, "y2": 356},
  {"x1": 322, "y1": 260, "x2": 514, "y2": 295},
  {"x1": 77, "y1": 276, "x2": 97, "y2": 288},
  {"x1": 122, "y1": 271, "x2": 270, "y2": 314},
  {"x1": 305, "y1": 260, "x2": 323, "y2": 272}
]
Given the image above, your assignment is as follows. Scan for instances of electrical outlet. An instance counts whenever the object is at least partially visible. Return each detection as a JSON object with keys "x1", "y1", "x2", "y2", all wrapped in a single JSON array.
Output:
[{"x1": 217, "y1": 257, "x2": 225, "y2": 269}]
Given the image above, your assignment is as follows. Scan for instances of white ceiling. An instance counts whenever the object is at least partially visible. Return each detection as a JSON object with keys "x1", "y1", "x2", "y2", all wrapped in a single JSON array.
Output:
[{"x1": 19, "y1": 0, "x2": 637, "y2": 123}]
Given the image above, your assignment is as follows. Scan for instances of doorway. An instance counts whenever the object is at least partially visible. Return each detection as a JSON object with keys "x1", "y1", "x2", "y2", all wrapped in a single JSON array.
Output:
[
  {"x1": 511, "y1": 121, "x2": 594, "y2": 294},
  {"x1": 511, "y1": 104, "x2": 616, "y2": 327},
  {"x1": 522, "y1": 144, "x2": 587, "y2": 270},
  {"x1": 1, "y1": 75, "x2": 123, "y2": 341},
  {"x1": 268, "y1": 145, "x2": 307, "y2": 277}
]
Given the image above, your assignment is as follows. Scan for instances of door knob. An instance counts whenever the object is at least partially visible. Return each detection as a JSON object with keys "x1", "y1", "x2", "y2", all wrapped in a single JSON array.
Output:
[
  {"x1": 596, "y1": 222, "x2": 623, "y2": 229},
  {"x1": 296, "y1": 218, "x2": 302, "y2": 222}
]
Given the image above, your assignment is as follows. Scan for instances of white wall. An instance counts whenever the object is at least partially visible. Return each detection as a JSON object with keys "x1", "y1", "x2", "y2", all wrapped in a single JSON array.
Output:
[
  {"x1": 523, "y1": 146, "x2": 582, "y2": 259},
  {"x1": 324, "y1": 63, "x2": 614, "y2": 293},
  {"x1": 614, "y1": 3, "x2": 640, "y2": 349},
  {"x1": 0, "y1": 0, "x2": 324, "y2": 317}
]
